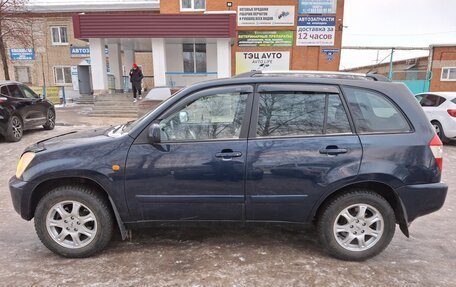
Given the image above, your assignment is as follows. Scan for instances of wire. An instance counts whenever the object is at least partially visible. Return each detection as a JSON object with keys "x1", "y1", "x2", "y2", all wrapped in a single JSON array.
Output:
[{"x1": 345, "y1": 31, "x2": 456, "y2": 37}]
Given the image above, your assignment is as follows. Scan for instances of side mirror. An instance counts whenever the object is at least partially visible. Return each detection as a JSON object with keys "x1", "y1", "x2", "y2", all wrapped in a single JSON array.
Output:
[{"x1": 148, "y1": 123, "x2": 161, "y2": 144}]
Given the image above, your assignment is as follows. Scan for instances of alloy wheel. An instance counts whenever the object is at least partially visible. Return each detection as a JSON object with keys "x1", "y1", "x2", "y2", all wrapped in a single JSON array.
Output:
[{"x1": 11, "y1": 117, "x2": 23, "y2": 139}]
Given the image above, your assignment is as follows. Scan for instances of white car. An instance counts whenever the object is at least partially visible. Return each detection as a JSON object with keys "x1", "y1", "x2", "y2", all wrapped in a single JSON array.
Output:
[{"x1": 416, "y1": 92, "x2": 456, "y2": 143}]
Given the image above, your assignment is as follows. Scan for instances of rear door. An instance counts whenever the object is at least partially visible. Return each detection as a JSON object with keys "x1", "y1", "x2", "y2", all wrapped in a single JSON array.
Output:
[{"x1": 245, "y1": 84, "x2": 362, "y2": 223}]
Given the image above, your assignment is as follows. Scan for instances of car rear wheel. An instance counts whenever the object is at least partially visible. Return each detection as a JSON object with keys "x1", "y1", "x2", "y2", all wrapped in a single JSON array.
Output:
[
  {"x1": 43, "y1": 109, "x2": 55, "y2": 130},
  {"x1": 5, "y1": 115, "x2": 23, "y2": 142},
  {"x1": 317, "y1": 190, "x2": 395, "y2": 261},
  {"x1": 34, "y1": 186, "x2": 114, "y2": 258},
  {"x1": 432, "y1": 121, "x2": 449, "y2": 143}
]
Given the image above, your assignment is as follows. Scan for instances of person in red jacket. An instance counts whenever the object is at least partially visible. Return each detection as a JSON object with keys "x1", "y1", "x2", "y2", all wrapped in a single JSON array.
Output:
[{"x1": 129, "y1": 64, "x2": 144, "y2": 102}]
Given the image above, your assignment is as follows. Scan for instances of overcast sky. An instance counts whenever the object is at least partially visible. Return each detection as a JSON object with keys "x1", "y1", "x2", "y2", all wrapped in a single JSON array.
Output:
[{"x1": 341, "y1": 0, "x2": 456, "y2": 69}]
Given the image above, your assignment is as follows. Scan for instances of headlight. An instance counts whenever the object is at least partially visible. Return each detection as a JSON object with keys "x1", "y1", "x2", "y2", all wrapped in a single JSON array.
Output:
[{"x1": 16, "y1": 152, "x2": 35, "y2": 179}]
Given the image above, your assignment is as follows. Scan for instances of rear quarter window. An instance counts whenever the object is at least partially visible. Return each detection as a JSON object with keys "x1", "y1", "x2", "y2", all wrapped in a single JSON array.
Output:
[{"x1": 342, "y1": 86, "x2": 412, "y2": 134}]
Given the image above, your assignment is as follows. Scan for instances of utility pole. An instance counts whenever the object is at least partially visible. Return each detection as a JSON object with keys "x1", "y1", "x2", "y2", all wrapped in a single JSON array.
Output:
[{"x1": 388, "y1": 48, "x2": 395, "y2": 80}]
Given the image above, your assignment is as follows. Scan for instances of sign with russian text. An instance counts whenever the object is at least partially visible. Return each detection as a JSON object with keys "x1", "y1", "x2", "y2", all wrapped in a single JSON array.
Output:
[
  {"x1": 297, "y1": 16, "x2": 336, "y2": 46},
  {"x1": 298, "y1": 0, "x2": 337, "y2": 14},
  {"x1": 321, "y1": 48, "x2": 339, "y2": 61},
  {"x1": 10, "y1": 48, "x2": 35, "y2": 60},
  {"x1": 238, "y1": 6, "x2": 295, "y2": 26},
  {"x1": 238, "y1": 31, "x2": 293, "y2": 47},
  {"x1": 71, "y1": 47, "x2": 109, "y2": 57},
  {"x1": 235, "y1": 52, "x2": 290, "y2": 74}
]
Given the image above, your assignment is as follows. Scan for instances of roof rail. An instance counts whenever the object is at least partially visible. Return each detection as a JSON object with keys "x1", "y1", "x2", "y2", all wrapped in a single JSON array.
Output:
[{"x1": 234, "y1": 70, "x2": 391, "y2": 82}]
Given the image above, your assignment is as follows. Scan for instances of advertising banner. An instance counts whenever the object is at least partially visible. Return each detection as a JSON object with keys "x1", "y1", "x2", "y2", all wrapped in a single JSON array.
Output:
[
  {"x1": 298, "y1": 0, "x2": 337, "y2": 14},
  {"x1": 238, "y1": 6, "x2": 295, "y2": 26},
  {"x1": 236, "y1": 52, "x2": 290, "y2": 74},
  {"x1": 10, "y1": 48, "x2": 35, "y2": 60},
  {"x1": 238, "y1": 31, "x2": 293, "y2": 47},
  {"x1": 296, "y1": 16, "x2": 336, "y2": 46}
]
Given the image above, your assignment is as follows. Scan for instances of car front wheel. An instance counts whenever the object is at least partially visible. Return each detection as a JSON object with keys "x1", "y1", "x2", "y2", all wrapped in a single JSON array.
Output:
[
  {"x1": 318, "y1": 190, "x2": 396, "y2": 261},
  {"x1": 34, "y1": 186, "x2": 114, "y2": 258}
]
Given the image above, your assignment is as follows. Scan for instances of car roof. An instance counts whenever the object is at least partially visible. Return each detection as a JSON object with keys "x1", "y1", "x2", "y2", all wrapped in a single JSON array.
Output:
[{"x1": 0, "y1": 80, "x2": 22, "y2": 86}]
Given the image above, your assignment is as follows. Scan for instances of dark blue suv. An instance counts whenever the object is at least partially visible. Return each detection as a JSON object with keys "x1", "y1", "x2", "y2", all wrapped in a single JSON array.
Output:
[{"x1": 9, "y1": 72, "x2": 448, "y2": 260}]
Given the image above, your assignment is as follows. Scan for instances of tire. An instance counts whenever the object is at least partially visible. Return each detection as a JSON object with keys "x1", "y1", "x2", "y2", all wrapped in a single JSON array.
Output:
[
  {"x1": 317, "y1": 190, "x2": 396, "y2": 261},
  {"x1": 43, "y1": 109, "x2": 55, "y2": 130},
  {"x1": 5, "y1": 115, "x2": 23, "y2": 142},
  {"x1": 432, "y1": 121, "x2": 449, "y2": 144},
  {"x1": 34, "y1": 185, "x2": 114, "y2": 258}
]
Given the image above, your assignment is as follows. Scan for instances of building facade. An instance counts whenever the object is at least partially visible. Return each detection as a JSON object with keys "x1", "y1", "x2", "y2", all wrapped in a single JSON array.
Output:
[
  {"x1": 1, "y1": 0, "x2": 345, "y2": 98},
  {"x1": 429, "y1": 45, "x2": 456, "y2": 92}
]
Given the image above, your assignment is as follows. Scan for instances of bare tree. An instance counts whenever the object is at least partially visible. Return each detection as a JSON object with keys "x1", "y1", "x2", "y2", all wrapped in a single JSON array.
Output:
[{"x1": 0, "y1": 0, "x2": 32, "y2": 80}]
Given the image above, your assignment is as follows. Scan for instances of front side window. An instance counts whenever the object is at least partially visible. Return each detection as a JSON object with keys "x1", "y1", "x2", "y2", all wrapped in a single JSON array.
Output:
[
  {"x1": 256, "y1": 92, "x2": 351, "y2": 137},
  {"x1": 181, "y1": 0, "x2": 205, "y2": 11},
  {"x1": 160, "y1": 87, "x2": 249, "y2": 141},
  {"x1": 19, "y1": 85, "x2": 39, "y2": 99},
  {"x1": 51, "y1": 26, "x2": 68, "y2": 45},
  {"x1": 441, "y1": 67, "x2": 456, "y2": 81},
  {"x1": 54, "y1": 67, "x2": 72, "y2": 85},
  {"x1": 183, "y1": 44, "x2": 207, "y2": 73},
  {"x1": 342, "y1": 86, "x2": 411, "y2": 133}
]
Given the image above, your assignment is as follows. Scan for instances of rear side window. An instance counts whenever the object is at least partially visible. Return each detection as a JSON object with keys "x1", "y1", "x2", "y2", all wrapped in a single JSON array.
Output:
[
  {"x1": 0, "y1": 86, "x2": 9, "y2": 96},
  {"x1": 6, "y1": 85, "x2": 24, "y2": 98},
  {"x1": 256, "y1": 92, "x2": 351, "y2": 137},
  {"x1": 451, "y1": 98, "x2": 456, "y2": 104},
  {"x1": 419, "y1": 94, "x2": 446, "y2": 107},
  {"x1": 342, "y1": 86, "x2": 411, "y2": 133}
]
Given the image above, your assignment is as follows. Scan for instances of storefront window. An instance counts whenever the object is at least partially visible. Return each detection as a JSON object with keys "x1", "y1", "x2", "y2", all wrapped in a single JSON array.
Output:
[
  {"x1": 183, "y1": 43, "x2": 207, "y2": 73},
  {"x1": 54, "y1": 67, "x2": 72, "y2": 85},
  {"x1": 180, "y1": 0, "x2": 205, "y2": 11}
]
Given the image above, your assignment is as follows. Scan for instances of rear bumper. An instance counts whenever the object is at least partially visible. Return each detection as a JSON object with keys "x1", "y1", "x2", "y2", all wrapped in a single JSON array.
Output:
[{"x1": 395, "y1": 182, "x2": 448, "y2": 223}]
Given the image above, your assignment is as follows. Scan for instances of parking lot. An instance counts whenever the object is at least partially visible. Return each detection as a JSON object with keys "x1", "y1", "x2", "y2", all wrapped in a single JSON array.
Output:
[{"x1": 0, "y1": 111, "x2": 455, "y2": 286}]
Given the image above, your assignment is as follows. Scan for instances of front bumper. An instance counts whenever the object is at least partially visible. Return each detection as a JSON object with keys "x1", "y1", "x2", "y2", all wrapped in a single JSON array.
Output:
[
  {"x1": 9, "y1": 176, "x2": 35, "y2": 220},
  {"x1": 395, "y1": 182, "x2": 448, "y2": 223}
]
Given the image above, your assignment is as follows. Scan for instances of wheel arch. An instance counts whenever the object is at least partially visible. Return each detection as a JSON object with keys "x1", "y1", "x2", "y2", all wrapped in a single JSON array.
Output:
[
  {"x1": 313, "y1": 181, "x2": 409, "y2": 237},
  {"x1": 29, "y1": 176, "x2": 128, "y2": 240}
]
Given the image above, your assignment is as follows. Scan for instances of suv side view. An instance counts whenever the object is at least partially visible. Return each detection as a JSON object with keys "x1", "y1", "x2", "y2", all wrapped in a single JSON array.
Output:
[
  {"x1": 9, "y1": 71, "x2": 448, "y2": 261},
  {"x1": 0, "y1": 81, "x2": 56, "y2": 142}
]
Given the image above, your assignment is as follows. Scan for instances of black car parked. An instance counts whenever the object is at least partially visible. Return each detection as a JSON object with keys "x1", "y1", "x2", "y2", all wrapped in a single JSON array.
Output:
[{"x1": 0, "y1": 81, "x2": 55, "y2": 142}]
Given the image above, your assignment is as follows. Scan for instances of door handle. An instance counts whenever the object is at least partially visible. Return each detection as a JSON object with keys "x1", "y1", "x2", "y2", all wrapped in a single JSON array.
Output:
[
  {"x1": 215, "y1": 150, "x2": 242, "y2": 161},
  {"x1": 319, "y1": 146, "x2": 348, "y2": 155}
]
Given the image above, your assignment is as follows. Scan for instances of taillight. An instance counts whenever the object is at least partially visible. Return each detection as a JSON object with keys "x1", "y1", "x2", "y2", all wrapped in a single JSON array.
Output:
[
  {"x1": 429, "y1": 134, "x2": 443, "y2": 172},
  {"x1": 447, "y1": 109, "x2": 456, "y2": 117}
]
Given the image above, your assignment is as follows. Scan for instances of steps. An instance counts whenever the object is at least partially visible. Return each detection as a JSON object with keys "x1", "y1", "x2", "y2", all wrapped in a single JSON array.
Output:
[
  {"x1": 76, "y1": 94, "x2": 95, "y2": 105},
  {"x1": 88, "y1": 93, "x2": 139, "y2": 118}
]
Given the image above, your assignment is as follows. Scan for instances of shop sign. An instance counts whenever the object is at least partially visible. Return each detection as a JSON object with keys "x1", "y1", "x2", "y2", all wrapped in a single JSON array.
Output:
[
  {"x1": 236, "y1": 52, "x2": 290, "y2": 74},
  {"x1": 321, "y1": 48, "x2": 339, "y2": 61},
  {"x1": 71, "y1": 47, "x2": 109, "y2": 57},
  {"x1": 238, "y1": 6, "x2": 295, "y2": 26},
  {"x1": 296, "y1": 16, "x2": 336, "y2": 46},
  {"x1": 10, "y1": 48, "x2": 35, "y2": 60},
  {"x1": 238, "y1": 31, "x2": 293, "y2": 47},
  {"x1": 298, "y1": 0, "x2": 337, "y2": 14}
]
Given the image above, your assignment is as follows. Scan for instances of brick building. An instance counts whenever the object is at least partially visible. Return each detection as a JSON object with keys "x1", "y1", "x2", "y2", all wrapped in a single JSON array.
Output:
[
  {"x1": 1, "y1": 0, "x2": 345, "y2": 98},
  {"x1": 429, "y1": 44, "x2": 456, "y2": 92}
]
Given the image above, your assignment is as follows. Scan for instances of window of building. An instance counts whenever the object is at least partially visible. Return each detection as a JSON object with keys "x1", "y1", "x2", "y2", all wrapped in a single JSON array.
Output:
[
  {"x1": 183, "y1": 43, "x2": 207, "y2": 73},
  {"x1": 14, "y1": 66, "x2": 31, "y2": 84},
  {"x1": 441, "y1": 67, "x2": 456, "y2": 81},
  {"x1": 54, "y1": 67, "x2": 72, "y2": 85},
  {"x1": 159, "y1": 87, "x2": 249, "y2": 141},
  {"x1": 51, "y1": 26, "x2": 68, "y2": 45},
  {"x1": 180, "y1": 0, "x2": 205, "y2": 11},
  {"x1": 342, "y1": 86, "x2": 411, "y2": 133},
  {"x1": 256, "y1": 92, "x2": 351, "y2": 137}
]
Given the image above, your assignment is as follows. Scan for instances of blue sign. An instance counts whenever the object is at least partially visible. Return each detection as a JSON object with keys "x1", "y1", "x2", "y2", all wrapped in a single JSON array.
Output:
[
  {"x1": 71, "y1": 47, "x2": 109, "y2": 57},
  {"x1": 298, "y1": 0, "x2": 337, "y2": 14},
  {"x1": 297, "y1": 16, "x2": 336, "y2": 26},
  {"x1": 10, "y1": 48, "x2": 35, "y2": 60},
  {"x1": 321, "y1": 48, "x2": 339, "y2": 61}
]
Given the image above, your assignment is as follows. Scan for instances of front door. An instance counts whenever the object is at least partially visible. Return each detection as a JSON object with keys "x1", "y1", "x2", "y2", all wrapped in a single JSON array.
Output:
[
  {"x1": 245, "y1": 84, "x2": 363, "y2": 223},
  {"x1": 125, "y1": 85, "x2": 253, "y2": 221}
]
